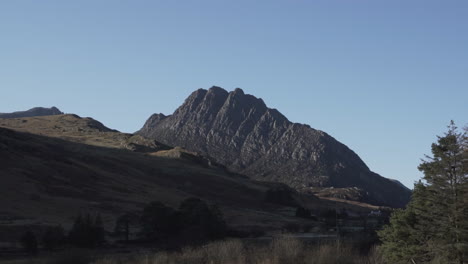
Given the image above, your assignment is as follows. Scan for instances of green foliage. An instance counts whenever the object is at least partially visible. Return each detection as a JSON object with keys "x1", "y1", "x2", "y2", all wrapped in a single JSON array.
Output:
[
  {"x1": 378, "y1": 184, "x2": 432, "y2": 263},
  {"x1": 379, "y1": 121, "x2": 468, "y2": 264}
]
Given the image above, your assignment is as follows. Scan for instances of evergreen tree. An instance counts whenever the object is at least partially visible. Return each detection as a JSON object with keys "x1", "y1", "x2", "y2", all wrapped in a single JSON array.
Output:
[
  {"x1": 114, "y1": 212, "x2": 138, "y2": 242},
  {"x1": 379, "y1": 122, "x2": 467, "y2": 264},
  {"x1": 379, "y1": 183, "x2": 432, "y2": 263},
  {"x1": 418, "y1": 121, "x2": 467, "y2": 263}
]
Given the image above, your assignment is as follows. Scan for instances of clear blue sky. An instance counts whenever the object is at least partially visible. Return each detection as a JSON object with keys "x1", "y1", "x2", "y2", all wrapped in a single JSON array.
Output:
[{"x1": 1, "y1": 0, "x2": 467, "y2": 188}]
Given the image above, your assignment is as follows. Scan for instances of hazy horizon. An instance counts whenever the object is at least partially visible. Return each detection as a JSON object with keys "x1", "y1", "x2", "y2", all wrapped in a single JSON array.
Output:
[{"x1": 1, "y1": 0, "x2": 467, "y2": 189}]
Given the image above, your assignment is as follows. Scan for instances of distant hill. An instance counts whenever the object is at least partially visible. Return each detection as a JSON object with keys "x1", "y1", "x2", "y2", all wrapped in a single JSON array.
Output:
[
  {"x1": 0, "y1": 107, "x2": 63, "y2": 118},
  {"x1": 138, "y1": 86, "x2": 411, "y2": 208},
  {"x1": 0, "y1": 114, "x2": 170, "y2": 152}
]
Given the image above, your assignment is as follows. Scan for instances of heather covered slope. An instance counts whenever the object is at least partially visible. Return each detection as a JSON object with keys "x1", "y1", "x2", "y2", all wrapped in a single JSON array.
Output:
[
  {"x1": 0, "y1": 107, "x2": 63, "y2": 118},
  {"x1": 138, "y1": 87, "x2": 411, "y2": 207}
]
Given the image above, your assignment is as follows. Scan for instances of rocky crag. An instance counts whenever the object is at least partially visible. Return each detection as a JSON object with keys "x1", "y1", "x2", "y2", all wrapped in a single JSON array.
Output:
[{"x1": 138, "y1": 87, "x2": 411, "y2": 208}]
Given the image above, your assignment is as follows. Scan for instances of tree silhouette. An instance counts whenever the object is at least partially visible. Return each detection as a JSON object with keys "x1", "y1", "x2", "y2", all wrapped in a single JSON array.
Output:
[
  {"x1": 177, "y1": 198, "x2": 226, "y2": 242},
  {"x1": 114, "y1": 212, "x2": 139, "y2": 242},
  {"x1": 68, "y1": 213, "x2": 106, "y2": 248},
  {"x1": 139, "y1": 202, "x2": 176, "y2": 241}
]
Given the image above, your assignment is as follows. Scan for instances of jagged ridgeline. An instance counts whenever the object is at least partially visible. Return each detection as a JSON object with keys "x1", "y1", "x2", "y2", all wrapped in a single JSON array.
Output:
[{"x1": 138, "y1": 86, "x2": 411, "y2": 208}]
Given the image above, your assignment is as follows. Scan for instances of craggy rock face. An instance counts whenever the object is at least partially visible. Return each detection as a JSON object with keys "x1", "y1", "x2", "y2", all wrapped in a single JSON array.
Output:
[
  {"x1": 138, "y1": 86, "x2": 411, "y2": 208},
  {"x1": 0, "y1": 107, "x2": 63, "y2": 119}
]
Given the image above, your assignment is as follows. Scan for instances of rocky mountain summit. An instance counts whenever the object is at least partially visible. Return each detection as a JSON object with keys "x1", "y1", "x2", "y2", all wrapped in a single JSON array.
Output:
[
  {"x1": 0, "y1": 106, "x2": 63, "y2": 118},
  {"x1": 138, "y1": 86, "x2": 411, "y2": 207}
]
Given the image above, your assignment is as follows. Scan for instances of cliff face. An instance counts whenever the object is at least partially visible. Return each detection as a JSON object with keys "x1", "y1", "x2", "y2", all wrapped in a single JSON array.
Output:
[{"x1": 138, "y1": 87, "x2": 411, "y2": 207}]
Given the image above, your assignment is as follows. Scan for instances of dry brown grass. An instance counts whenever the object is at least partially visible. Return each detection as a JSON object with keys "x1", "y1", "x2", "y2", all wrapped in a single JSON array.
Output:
[{"x1": 91, "y1": 236, "x2": 384, "y2": 264}]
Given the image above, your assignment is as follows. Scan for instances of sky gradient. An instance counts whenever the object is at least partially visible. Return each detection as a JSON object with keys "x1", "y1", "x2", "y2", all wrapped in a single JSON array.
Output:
[{"x1": 1, "y1": 0, "x2": 467, "y2": 188}]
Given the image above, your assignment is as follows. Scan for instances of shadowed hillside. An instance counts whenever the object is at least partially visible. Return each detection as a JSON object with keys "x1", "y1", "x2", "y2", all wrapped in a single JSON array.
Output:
[{"x1": 0, "y1": 125, "x2": 327, "y2": 237}]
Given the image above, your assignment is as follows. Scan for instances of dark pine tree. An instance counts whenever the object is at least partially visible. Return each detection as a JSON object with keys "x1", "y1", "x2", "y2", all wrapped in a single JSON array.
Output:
[{"x1": 379, "y1": 121, "x2": 467, "y2": 264}]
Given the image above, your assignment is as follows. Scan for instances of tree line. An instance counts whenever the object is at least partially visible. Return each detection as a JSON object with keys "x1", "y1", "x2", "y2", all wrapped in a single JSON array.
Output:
[{"x1": 19, "y1": 197, "x2": 226, "y2": 254}]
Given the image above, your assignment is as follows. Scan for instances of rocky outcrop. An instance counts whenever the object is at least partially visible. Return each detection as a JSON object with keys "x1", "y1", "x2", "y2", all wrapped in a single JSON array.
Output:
[
  {"x1": 0, "y1": 107, "x2": 63, "y2": 119},
  {"x1": 138, "y1": 86, "x2": 411, "y2": 207}
]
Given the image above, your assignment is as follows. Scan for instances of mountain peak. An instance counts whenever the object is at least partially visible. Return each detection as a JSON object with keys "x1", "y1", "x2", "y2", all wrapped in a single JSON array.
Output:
[
  {"x1": 233, "y1": 87, "x2": 245, "y2": 95},
  {"x1": 137, "y1": 87, "x2": 411, "y2": 207},
  {"x1": 208, "y1": 86, "x2": 226, "y2": 93}
]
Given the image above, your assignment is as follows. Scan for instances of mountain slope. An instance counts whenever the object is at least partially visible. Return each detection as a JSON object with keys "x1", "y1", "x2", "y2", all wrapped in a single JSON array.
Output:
[
  {"x1": 138, "y1": 87, "x2": 411, "y2": 207},
  {"x1": 0, "y1": 114, "x2": 170, "y2": 152},
  {"x1": 0, "y1": 107, "x2": 63, "y2": 118},
  {"x1": 0, "y1": 126, "x2": 325, "y2": 236}
]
